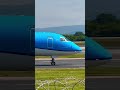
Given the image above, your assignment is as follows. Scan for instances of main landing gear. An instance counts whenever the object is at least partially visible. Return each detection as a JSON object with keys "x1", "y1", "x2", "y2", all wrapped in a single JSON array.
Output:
[{"x1": 51, "y1": 57, "x2": 56, "y2": 66}]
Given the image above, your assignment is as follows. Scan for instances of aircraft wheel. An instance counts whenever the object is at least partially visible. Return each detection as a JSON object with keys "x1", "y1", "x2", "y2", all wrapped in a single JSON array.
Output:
[{"x1": 51, "y1": 62, "x2": 56, "y2": 65}]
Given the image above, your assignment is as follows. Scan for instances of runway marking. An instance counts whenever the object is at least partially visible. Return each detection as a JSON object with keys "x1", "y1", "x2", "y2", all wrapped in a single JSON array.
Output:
[{"x1": 35, "y1": 58, "x2": 85, "y2": 60}]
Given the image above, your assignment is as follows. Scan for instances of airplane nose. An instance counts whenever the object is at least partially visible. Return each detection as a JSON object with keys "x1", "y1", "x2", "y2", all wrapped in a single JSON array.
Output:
[{"x1": 72, "y1": 44, "x2": 82, "y2": 51}]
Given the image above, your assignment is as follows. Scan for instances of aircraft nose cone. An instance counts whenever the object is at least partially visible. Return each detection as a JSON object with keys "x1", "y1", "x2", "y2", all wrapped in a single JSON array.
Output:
[{"x1": 73, "y1": 44, "x2": 82, "y2": 51}]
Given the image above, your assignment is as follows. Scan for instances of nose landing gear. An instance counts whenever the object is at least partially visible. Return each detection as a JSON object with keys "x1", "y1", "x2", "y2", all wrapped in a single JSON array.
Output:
[{"x1": 51, "y1": 57, "x2": 56, "y2": 65}]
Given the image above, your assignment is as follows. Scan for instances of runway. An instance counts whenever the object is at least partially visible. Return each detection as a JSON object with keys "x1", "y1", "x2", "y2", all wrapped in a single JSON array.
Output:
[
  {"x1": 0, "y1": 77, "x2": 34, "y2": 90},
  {"x1": 35, "y1": 58, "x2": 85, "y2": 68}
]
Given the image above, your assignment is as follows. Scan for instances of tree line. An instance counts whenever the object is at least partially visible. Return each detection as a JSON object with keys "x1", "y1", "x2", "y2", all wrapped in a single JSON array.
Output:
[
  {"x1": 63, "y1": 32, "x2": 85, "y2": 41},
  {"x1": 86, "y1": 13, "x2": 120, "y2": 37}
]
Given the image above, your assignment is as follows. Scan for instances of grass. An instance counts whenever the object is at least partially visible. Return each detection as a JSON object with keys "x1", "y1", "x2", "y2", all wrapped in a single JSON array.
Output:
[
  {"x1": 75, "y1": 41, "x2": 85, "y2": 46},
  {"x1": 35, "y1": 68, "x2": 85, "y2": 90},
  {"x1": 59, "y1": 53, "x2": 84, "y2": 58},
  {"x1": 35, "y1": 42, "x2": 85, "y2": 89},
  {"x1": 36, "y1": 53, "x2": 85, "y2": 58}
]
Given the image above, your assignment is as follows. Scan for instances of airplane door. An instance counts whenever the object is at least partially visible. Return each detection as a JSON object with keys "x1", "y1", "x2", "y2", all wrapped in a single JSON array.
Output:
[{"x1": 47, "y1": 37, "x2": 53, "y2": 48}]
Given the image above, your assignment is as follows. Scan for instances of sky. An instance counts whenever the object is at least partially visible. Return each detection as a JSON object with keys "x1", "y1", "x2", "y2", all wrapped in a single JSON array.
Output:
[{"x1": 35, "y1": 0, "x2": 85, "y2": 28}]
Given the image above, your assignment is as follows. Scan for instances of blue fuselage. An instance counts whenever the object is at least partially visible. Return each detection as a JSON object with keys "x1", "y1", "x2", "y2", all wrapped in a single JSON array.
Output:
[{"x1": 35, "y1": 32, "x2": 82, "y2": 56}]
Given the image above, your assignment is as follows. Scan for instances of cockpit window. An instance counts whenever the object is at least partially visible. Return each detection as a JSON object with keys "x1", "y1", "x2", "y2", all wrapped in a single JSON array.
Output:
[
  {"x1": 65, "y1": 38, "x2": 69, "y2": 41},
  {"x1": 60, "y1": 37, "x2": 68, "y2": 41}
]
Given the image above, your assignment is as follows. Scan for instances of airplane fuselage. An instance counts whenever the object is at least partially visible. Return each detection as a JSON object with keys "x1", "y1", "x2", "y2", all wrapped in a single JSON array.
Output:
[{"x1": 35, "y1": 32, "x2": 82, "y2": 56}]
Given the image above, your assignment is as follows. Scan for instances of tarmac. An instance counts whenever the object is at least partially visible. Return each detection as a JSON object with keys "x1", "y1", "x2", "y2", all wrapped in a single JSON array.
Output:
[{"x1": 35, "y1": 58, "x2": 85, "y2": 68}]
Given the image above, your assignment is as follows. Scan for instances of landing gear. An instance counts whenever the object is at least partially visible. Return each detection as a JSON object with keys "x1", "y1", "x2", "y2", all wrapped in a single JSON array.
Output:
[{"x1": 51, "y1": 57, "x2": 56, "y2": 65}]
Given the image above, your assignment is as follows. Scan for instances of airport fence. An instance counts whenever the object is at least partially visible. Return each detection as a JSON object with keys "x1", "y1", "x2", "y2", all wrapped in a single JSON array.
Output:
[{"x1": 36, "y1": 77, "x2": 85, "y2": 90}]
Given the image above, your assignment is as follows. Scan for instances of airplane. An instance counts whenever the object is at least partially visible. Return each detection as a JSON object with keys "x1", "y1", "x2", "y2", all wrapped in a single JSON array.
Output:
[
  {"x1": 0, "y1": 15, "x2": 112, "y2": 70},
  {"x1": 0, "y1": 15, "x2": 82, "y2": 69},
  {"x1": 35, "y1": 32, "x2": 82, "y2": 65}
]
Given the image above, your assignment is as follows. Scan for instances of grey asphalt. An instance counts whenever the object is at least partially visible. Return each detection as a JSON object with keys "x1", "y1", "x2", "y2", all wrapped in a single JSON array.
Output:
[
  {"x1": 0, "y1": 77, "x2": 34, "y2": 90},
  {"x1": 35, "y1": 58, "x2": 85, "y2": 68}
]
